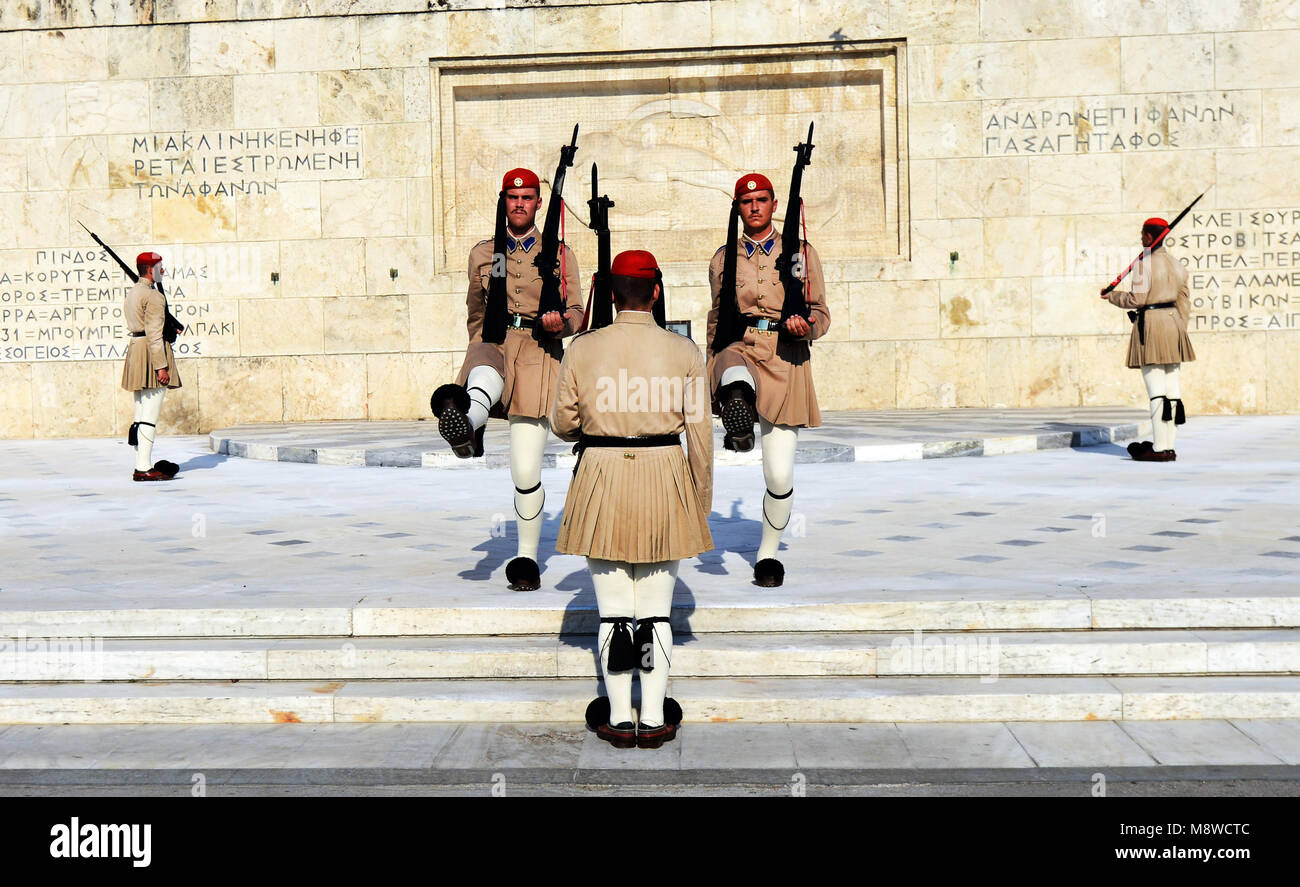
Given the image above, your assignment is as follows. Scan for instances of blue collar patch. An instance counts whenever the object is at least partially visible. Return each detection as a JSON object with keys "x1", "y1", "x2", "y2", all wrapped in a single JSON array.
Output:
[
  {"x1": 507, "y1": 234, "x2": 537, "y2": 254},
  {"x1": 743, "y1": 236, "x2": 776, "y2": 258}
]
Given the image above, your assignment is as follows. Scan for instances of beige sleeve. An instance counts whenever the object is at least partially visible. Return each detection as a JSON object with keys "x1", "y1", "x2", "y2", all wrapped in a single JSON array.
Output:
[
  {"x1": 466, "y1": 250, "x2": 487, "y2": 345},
  {"x1": 549, "y1": 341, "x2": 582, "y2": 442},
  {"x1": 684, "y1": 346, "x2": 714, "y2": 519},
  {"x1": 144, "y1": 290, "x2": 167, "y2": 366},
  {"x1": 705, "y1": 248, "x2": 724, "y2": 355},
  {"x1": 802, "y1": 243, "x2": 830, "y2": 341},
  {"x1": 559, "y1": 244, "x2": 585, "y2": 337}
]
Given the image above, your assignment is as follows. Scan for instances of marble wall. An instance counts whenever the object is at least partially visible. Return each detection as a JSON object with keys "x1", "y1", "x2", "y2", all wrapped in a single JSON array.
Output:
[{"x1": 1, "y1": 0, "x2": 1298, "y2": 438}]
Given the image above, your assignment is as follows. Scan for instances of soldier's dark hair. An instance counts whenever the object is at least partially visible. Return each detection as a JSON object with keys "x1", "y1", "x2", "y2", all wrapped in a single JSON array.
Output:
[
  {"x1": 1142, "y1": 223, "x2": 1166, "y2": 241},
  {"x1": 612, "y1": 275, "x2": 657, "y2": 309}
]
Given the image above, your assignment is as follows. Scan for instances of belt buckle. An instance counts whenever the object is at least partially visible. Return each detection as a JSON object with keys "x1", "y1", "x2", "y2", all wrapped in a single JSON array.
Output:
[
  {"x1": 509, "y1": 314, "x2": 525, "y2": 329},
  {"x1": 756, "y1": 318, "x2": 775, "y2": 332}
]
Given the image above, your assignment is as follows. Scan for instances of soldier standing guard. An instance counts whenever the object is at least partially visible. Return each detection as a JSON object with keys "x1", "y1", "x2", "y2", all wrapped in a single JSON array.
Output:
[
  {"x1": 707, "y1": 173, "x2": 829, "y2": 587},
  {"x1": 430, "y1": 168, "x2": 583, "y2": 591},
  {"x1": 1101, "y1": 217, "x2": 1196, "y2": 462},
  {"x1": 121, "y1": 252, "x2": 181, "y2": 482},
  {"x1": 551, "y1": 250, "x2": 713, "y2": 749}
]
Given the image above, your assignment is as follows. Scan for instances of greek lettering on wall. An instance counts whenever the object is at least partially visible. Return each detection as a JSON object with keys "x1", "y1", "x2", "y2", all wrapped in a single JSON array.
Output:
[
  {"x1": 0, "y1": 248, "x2": 237, "y2": 362},
  {"x1": 125, "y1": 126, "x2": 362, "y2": 197},
  {"x1": 983, "y1": 93, "x2": 1252, "y2": 155},
  {"x1": 1178, "y1": 209, "x2": 1300, "y2": 331}
]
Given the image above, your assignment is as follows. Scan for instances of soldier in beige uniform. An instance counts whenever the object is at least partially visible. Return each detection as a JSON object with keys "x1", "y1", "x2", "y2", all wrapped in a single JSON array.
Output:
[
  {"x1": 1101, "y1": 217, "x2": 1196, "y2": 461},
  {"x1": 551, "y1": 249, "x2": 713, "y2": 749},
  {"x1": 121, "y1": 251, "x2": 181, "y2": 482},
  {"x1": 707, "y1": 173, "x2": 829, "y2": 587},
  {"x1": 431, "y1": 168, "x2": 583, "y2": 590}
]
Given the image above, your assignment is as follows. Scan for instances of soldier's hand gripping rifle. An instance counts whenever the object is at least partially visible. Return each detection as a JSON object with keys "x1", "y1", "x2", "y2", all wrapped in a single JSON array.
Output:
[
  {"x1": 78, "y1": 221, "x2": 186, "y2": 343},
  {"x1": 1099, "y1": 190, "x2": 1206, "y2": 295},
  {"x1": 776, "y1": 121, "x2": 815, "y2": 340},
  {"x1": 534, "y1": 124, "x2": 580, "y2": 336},
  {"x1": 583, "y1": 162, "x2": 615, "y2": 332}
]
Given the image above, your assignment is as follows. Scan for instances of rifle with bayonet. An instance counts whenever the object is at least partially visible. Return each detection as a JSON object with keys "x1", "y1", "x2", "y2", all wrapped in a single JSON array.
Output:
[
  {"x1": 1100, "y1": 190, "x2": 1206, "y2": 295},
  {"x1": 534, "y1": 123, "x2": 580, "y2": 333},
  {"x1": 776, "y1": 121, "x2": 815, "y2": 338},
  {"x1": 583, "y1": 163, "x2": 667, "y2": 332},
  {"x1": 584, "y1": 162, "x2": 615, "y2": 332},
  {"x1": 77, "y1": 221, "x2": 186, "y2": 343}
]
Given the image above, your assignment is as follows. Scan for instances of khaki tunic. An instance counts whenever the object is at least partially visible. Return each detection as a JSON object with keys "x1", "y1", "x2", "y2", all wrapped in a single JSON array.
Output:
[
  {"x1": 455, "y1": 226, "x2": 583, "y2": 419},
  {"x1": 551, "y1": 310, "x2": 713, "y2": 562},
  {"x1": 120, "y1": 279, "x2": 181, "y2": 391},
  {"x1": 1107, "y1": 247, "x2": 1196, "y2": 368},
  {"x1": 706, "y1": 234, "x2": 830, "y2": 427}
]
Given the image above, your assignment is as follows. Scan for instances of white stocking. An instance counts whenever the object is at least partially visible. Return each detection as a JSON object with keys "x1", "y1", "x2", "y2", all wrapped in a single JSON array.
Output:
[
  {"x1": 509, "y1": 416, "x2": 549, "y2": 561},
  {"x1": 465, "y1": 366, "x2": 504, "y2": 431},
  {"x1": 719, "y1": 364, "x2": 756, "y2": 390},
  {"x1": 1163, "y1": 363, "x2": 1181, "y2": 451},
  {"x1": 633, "y1": 560, "x2": 678, "y2": 729},
  {"x1": 757, "y1": 418, "x2": 798, "y2": 562},
  {"x1": 1141, "y1": 364, "x2": 1170, "y2": 452},
  {"x1": 589, "y1": 558, "x2": 636, "y2": 726},
  {"x1": 133, "y1": 387, "x2": 166, "y2": 471}
]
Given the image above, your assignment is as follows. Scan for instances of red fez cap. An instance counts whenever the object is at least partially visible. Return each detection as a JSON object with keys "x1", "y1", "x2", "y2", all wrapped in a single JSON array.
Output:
[
  {"x1": 136, "y1": 251, "x2": 162, "y2": 268},
  {"x1": 502, "y1": 168, "x2": 540, "y2": 192},
  {"x1": 610, "y1": 249, "x2": 659, "y2": 279},
  {"x1": 734, "y1": 173, "x2": 774, "y2": 199},
  {"x1": 1143, "y1": 217, "x2": 1169, "y2": 229}
]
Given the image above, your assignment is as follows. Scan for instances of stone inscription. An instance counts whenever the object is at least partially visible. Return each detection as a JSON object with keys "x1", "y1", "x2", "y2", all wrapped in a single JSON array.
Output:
[
  {"x1": 1179, "y1": 208, "x2": 1300, "y2": 331},
  {"x1": 984, "y1": 99, "x2": 1238, "y2": 155},
  {"x1": 0, "y1": 249, "x2": 232, "y2": 362},
  {"x1": 128, "y1": 126, "x2": 361, "y2": 198}
]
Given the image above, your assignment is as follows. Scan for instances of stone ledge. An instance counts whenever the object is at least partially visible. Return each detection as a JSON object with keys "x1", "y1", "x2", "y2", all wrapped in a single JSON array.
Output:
[{"x1": 209, "y1": 407, "x2": 1151, "y2": 469}]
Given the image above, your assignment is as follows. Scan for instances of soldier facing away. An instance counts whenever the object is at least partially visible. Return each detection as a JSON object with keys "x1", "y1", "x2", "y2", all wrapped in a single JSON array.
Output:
[
  {"x1": 430, "y1": 167, "x2": 583, "y2": 590},
  {"x1": 1101, "y1": 217, "x2": 1196, "y2": 461},
  {"x1": 121, "y1": 252, "x2": 181, "y2": 482},
  {"x1": 551, "y1": 249, "x2": 713, "y2": 749}
]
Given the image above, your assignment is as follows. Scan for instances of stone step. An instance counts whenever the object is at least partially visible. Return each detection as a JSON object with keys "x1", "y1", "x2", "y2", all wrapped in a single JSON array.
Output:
[
  {"x1": 5, "y1": 591, "x2": 1300, "y2": 639},
  {"x1": 1, "y1": 675, "x2": 1299, "y2": 724},
  {"x1": 2, "y1": 630, "x2": 1297, "y2": 682}
]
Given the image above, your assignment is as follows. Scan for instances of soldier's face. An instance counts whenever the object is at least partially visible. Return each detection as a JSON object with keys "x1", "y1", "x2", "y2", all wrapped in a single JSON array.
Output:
[
  {"x1": 738, "y1": 190, "x2": 777, "y2": 235},
  {"x1": 1141, "y1": 230, "x2": 1156, "y2": 248},
  {"x1": 505, "y1": 187, "x2": 541, "y2": 232}
]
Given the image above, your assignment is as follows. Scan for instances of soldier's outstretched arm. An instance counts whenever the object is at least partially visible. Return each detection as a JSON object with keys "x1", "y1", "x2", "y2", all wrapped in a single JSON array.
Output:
[
  {"x1": 549, "y1": 345, "x2": 582, "y2": 442},
  {"x1": 684, "y1": 349, "x2": 713, "y2": 517}
]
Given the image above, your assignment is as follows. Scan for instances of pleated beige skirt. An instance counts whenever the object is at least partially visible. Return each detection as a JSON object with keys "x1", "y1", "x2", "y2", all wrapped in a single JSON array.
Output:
[
  {"x1": 120, "y1": 338, "x2": 181, "y2": 391},
  {"x1": 556, "y1": 445, "x2": 713, "y2": 562},
  {"x1": 457, "y1": 327, "x2": 563, "y2": 419}
]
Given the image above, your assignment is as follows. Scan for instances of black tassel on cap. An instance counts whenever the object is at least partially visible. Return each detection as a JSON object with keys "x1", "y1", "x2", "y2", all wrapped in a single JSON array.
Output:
[
  {"x1": 482, "y1": 191, "x2": 509, "y2": 344},
  {"x1": 709, "y1": 200, "x2": 742, "y2": 354}
]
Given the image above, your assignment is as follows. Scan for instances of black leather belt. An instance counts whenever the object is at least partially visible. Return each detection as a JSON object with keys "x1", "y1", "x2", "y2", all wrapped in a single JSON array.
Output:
[
  {"x1": 572, "y1": 434, "x2": 681, "y2": 473},
  {"x1": 507, "y1": 313, "x2": 536, "y2": 330},
  {"x1": 1127, "y1": 301, "x2": 1177, "y2": 346},
  {"x1": 129, "y1": 331, "x2": 145, "y2": 337}
]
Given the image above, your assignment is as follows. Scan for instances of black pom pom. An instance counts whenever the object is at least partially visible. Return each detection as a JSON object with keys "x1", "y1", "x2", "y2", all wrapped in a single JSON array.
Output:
[
  {"x1": 585, "y1": 696, "x2": 610, "y2": 730},
  {"x1": 663, "y1": 698, "x2": 683, "y2": 726}
]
